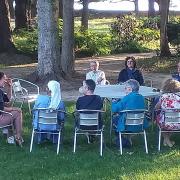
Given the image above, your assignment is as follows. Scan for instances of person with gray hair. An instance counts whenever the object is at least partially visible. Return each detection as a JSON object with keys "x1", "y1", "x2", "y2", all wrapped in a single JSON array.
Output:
[
  {"x1": 86, "y1": 60, "x2": 106, "y2": 85},
  {"x1": 112, "y1": 79, "x2": 149, "y2": 147}
]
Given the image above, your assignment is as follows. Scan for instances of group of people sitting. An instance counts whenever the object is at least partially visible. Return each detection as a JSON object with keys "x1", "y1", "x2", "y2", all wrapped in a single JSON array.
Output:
[{"x1": 0, "y1": 58, "x2": 180, "y2": 150}]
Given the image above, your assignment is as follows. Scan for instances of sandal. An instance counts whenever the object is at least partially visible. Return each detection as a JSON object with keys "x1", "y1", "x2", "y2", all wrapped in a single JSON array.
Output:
[{"x1": 15, "y1": 136, "x2": 23, "y2": 147}]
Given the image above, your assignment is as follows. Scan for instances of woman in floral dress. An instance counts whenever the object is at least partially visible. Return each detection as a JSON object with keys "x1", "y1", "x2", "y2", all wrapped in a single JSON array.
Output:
[{"x1": 155, "y1": 79, "x2": 180, "y2": 147}]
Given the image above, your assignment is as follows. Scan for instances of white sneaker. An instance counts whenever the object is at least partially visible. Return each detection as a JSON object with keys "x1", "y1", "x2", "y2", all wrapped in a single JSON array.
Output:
[{"x1": 7, "y1": 136, "x2": 15, "y2": 144}]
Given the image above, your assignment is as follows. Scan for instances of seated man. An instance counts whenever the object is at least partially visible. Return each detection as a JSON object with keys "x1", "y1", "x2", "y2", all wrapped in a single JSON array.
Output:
[
  {"x1": 172, "y1": 62, "x2": 180, "y2": 81},
  {"x1": 86, "y1": 61, "x2": 106, "y2": 85},
  {"x1": 76, "y1": 79, "x2": 103, "y2": 141}
]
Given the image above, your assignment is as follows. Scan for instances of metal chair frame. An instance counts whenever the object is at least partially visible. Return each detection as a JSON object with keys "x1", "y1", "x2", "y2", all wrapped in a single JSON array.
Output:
[
  {"x1": 116, "y1": 109, "x2": 148, "y2": 155},
  {"x1": 30, "y1": 108, "x2": 65, "y2": 154},
  {"x1": 73, "y1": 109, "x2": 105, "y2": 156},
  {"x1": 0, "y1": 110, "x2": 14, "y2": 141},
  {"x1": 157, "y1": 108, "x2": 180, "y2": 151},
  {"x1": 12, "y1": 78, "x2": 40, "y2": 114}
]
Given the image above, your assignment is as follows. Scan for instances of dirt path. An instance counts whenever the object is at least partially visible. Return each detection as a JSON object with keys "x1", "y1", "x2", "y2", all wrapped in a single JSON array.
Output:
[{"x1": 1, "y1": 53, "x2": 171, "y2": 101}]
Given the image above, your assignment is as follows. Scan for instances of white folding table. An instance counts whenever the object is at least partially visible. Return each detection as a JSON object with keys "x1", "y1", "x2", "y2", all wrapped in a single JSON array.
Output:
[{"x1": 94, "y1": 84, "x2": 161, "y2": 143}]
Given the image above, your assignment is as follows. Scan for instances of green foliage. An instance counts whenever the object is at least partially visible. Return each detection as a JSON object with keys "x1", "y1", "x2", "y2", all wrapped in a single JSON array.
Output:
[
  {"x1": 13, "y1": 17, "x2": 161, "y2": 57},
  {"x1": 13, "y1": 28, "x2": 38, "y2": 55},
  {"x1": 75, "y1": 29, "x2": 112, "y2": 57},
  {"x1": 1, "y1": 102, "x2": 180, "y2": 179},
  {"x1": 167, "y1": 22, "x2": 180, "y2": 54},
  {"x1": 110, "y1": 14, "x2": 160, "y2": 53}
]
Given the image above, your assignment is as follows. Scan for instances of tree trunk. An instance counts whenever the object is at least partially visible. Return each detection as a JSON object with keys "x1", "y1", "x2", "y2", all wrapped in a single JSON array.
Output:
[
  {"x1": 0, "y1": 0, "x2": 15, "y2": 52},
  {"x1": 7, "y1": 0, "x2": 15, "y2": 19},
  {"x1": 15, "y1": 0, "x2": 28, "y2": 29},
  {"x1": 37, "y1": 0, "x2": 61, "y2": 81},
  {"x1": 81, "y1": 0, "x2": 89, "y2": 30},
  {"x1": 148, "y1": 0, "x2": 155, "y2": 17},
  {"x1": 31, "y1": 0, "x2": 37, "y2": 18},
  {"x1": 134, "y1": 0, "x2": 139, "y2": 16},
  {"x1": 61, "y1": 0, "x2": 75, "y2": 77},
  {"x1": 59, "y1": 0, "x2": 63, "y2": 19},
  {"x1": 159, "y1": 0, "x2": 171, "y2": 57}
]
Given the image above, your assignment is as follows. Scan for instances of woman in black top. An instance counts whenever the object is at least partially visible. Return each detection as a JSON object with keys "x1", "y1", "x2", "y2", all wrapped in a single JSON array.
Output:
[
  {"x1": 0, "y1": 72, "x2": 23, "y2": 146},
  {"x1": 117, "y1": 56, "x2": 144, "y2": 85}
]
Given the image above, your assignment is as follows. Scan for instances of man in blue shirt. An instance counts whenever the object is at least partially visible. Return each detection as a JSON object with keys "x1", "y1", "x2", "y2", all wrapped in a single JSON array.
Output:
[{"x1": 172, "y1": 62, "x2": 180, "y2": 82}]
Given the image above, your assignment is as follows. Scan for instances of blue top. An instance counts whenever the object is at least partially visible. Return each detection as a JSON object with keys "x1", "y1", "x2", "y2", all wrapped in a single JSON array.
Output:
[
  {"x1": 33, "y1": 95, "x2": 65, "y2": 131},
  {"x1": 112, "y1": 92, "x2": 148, "y2": 132},
  {"x1": 118, "y1": 68, "x2": 144, "y2": 85},
  {"x1": 172, "y1": 73, "x2": 180, "y2": 82}
]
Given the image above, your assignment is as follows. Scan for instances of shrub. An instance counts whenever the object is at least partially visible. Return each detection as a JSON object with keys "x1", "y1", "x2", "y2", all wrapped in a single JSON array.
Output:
[
  {"x1": 13, "y1": 28, "x2": 38, "y2": 55},
  {"x1": 75, "y1": 29, "x2": 112, "y2": 57},
  {"x1": 110, "y1": 14, "x2": 160, "y2": 53}
]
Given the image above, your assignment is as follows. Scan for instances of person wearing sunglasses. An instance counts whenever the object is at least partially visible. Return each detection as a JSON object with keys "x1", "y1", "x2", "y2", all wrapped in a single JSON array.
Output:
[{"x1": 117, "y1": 56, "x2": 144, "y2": 85}]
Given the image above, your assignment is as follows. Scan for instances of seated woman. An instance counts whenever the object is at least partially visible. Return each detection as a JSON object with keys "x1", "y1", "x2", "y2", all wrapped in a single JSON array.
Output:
[
  {"x1": 33, "y1": 80, "x2": 65, "y2": 144},
  {"x1": 117, "y1": 56, "x2": 144, "y2": 85},
  {"x1": 112, "y1": 79, "x2": 148, "y2": 146},
  {"x1": 155, "y1": 79, "x2": 180, "y2": 147},
  {"x1": 0, "y1": 72, "x2": 23, "y2": 146}
]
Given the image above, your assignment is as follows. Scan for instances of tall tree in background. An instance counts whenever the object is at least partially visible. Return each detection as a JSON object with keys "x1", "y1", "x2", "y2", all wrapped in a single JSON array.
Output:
[
  {"x1": 59, "y1": 0, "x2": 63, "y2": 19},
  {"x1": 148, "y1": 0, "x2": 155, "y2": 17},
  {"x1": 134, "y1": 0, "x2": 139, "y2": 15},
  {"x1": 0, "y1": 0, "x2": 15, "y2": 52},
  {"x1": 7, "y1": 0, "x2": 15, "y2": 19},
  {"x1": 61, "y1": 0, "x2": 75, "y2": 76},
  {"x1": 37, "y1": 0, "x2": 61, "y2": 80},
  {"x1": 31, "y1": 0, "x2": 37, "y2": 18},
  {"x1": 159, "y1": 0, "x2": 171, "y2": 56},
  {"x1": 81, "y1": 0, "x2": 89, "y2": 30},
  {"x1": 15, "y1": 0, "x2": 28, "y2": 29}
]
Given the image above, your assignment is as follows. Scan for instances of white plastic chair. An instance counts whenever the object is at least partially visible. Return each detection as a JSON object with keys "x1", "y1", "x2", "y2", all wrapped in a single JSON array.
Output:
[
  {"x1": 144, "y1": 80, "x2": 153, "y2": 88},
  {"x1": 73, "y1": 109, "x2": 105, "y2": 156},
  {"x1": 158, "y1": 108, "x2": 180, "y2": 151},
  {"x1": 12, "y1": 78, "x2": 39, "y2": 114},
  {"x1": 117, "y1": 109, "x2": 148, "y2": 155},
  {"x1": 30, "y1": 108, "x2": 65, "y2": 154}
]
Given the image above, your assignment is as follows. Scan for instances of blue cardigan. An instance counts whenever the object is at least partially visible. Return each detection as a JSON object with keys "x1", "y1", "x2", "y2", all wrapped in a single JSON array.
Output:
[
  {"x1": 33, "y1": 95, "x2": 65, "y2": 130},
  {"x1": 112, "y1": 92, "x2": 148, "y2": 132},
  {"x1": 118, "y1": 68, "x2": 144, "y2": 85}
]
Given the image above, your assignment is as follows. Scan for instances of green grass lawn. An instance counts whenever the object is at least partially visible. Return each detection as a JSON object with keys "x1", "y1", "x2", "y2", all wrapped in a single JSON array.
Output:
[{"x1": 1, "y1": 102, "x2": 180, "y2": 180}]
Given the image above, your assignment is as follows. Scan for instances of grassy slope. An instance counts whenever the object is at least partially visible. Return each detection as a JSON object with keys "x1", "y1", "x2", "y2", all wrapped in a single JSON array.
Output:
[{"x1": 0, "y1": 102, "x2": 180, "y2": 180}]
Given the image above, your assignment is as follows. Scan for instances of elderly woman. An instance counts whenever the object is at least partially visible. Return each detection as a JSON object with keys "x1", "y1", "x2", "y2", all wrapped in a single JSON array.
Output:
[
  {"x1": 33, "y1": 80, "x2": 65, "y2": 143},
  {"x1": 118, "y1": 56, "x2": 144, "y2": 85},
  {"x1": 0, "y1": 72, "x2": 23, "y2": 146},
  {"x1": 155, "y1": 79, "x2": 180, "y2": 147},
  {"x1": 112, "y1": 79, "x2": 148, "y2": 146}
]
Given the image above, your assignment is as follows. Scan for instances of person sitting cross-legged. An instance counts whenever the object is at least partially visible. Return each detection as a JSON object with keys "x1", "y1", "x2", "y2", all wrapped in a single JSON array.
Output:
[{"x1": 0, "y1": 72, "x2": 23, "y2": 146}]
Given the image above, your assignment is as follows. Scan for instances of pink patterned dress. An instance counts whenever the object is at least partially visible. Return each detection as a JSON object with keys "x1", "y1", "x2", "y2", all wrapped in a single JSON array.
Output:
[{"x1": 156, "y1": 93, "x2": 180, "y2": 130}]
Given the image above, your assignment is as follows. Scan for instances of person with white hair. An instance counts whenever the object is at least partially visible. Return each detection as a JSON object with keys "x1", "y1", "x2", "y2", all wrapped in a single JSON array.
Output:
[
  {"x1": 86, "y1": 60, "x2": 106, "y2": 85},
  {"x1": 112, "y1": 79, "x2": 149, "y2": 147},
  {"x1": 32, "y1": 80, "x2": 65, "y2": 143}
]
